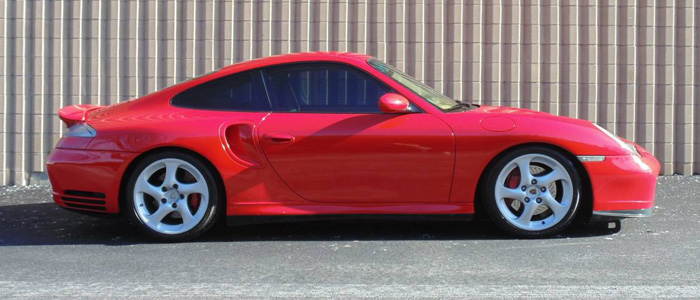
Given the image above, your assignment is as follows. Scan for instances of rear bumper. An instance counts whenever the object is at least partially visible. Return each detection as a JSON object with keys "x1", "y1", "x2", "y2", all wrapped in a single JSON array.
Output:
[
  {"x1": 46, "y1": 148, "x2": 138, "y2": 215},
  {"x1": 580, "y1": 143, "x2": 660, "y2": 215}
]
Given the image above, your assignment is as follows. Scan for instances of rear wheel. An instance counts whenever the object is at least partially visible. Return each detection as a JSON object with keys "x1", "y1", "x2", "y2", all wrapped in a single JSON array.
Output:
[
  {"x1": 126, "y1": 151, "x2": 220, "y2": 242},
  {"x1": 483, "y1": 146, "x2": 581, "y2": 238}
]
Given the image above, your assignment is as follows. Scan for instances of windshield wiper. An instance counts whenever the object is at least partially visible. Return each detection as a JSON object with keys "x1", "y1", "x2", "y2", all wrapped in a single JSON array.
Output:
[{"x1": 446, "y1": 101, "x2": 472, "y2": 112}]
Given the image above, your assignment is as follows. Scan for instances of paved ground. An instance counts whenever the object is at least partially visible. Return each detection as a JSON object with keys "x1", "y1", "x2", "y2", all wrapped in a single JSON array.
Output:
[{"x1": 0, "y1": 176, "x2": 699, "y2": 299}]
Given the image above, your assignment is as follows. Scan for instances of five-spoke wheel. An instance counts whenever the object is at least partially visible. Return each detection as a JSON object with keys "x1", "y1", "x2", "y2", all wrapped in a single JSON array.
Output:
[
  {"x1": 484, "y1": 147, "x2": 581, "y2": 237},
  {"x1": 127, "y1": 152, "x2": 220, "y2": 241}
]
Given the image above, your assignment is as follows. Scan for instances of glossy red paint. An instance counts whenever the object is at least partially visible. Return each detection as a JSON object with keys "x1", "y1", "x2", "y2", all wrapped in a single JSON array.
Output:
[
  {"x1": 378, "y1": 93, "x2": 410, "y2": 113},
  {"x1": 480, "y1": 116, "x2": 516, "y2": 132},
  {"x1": 257, "y1": 112, "x2": 454, "y2": 203},
  {"x1": 58, "y1": 104, "x2": 101, "y2": 127},
  {"x1": 47, "y1": 148, "x2": 138, "y2": 213},
  {"x1": 46, "y1": 52, "x2": 659, "y2": 221},
  {"x1": 582, "y1": 139, "x2": 660, "y2": 212}
]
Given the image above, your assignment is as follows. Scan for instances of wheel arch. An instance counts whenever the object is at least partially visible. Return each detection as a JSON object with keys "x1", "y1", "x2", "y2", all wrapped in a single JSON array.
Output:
[
  {"x1": 473, "y1": 142, "x2": 593, "y2": 223},
  {"x1": 118, "y1": 146, "x2": 227, "y2": 217}
]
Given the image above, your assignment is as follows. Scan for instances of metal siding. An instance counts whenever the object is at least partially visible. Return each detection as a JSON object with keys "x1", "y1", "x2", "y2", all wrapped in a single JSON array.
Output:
[{"x1": 0, "y1": 0, "x2": 698, "y2": 185}]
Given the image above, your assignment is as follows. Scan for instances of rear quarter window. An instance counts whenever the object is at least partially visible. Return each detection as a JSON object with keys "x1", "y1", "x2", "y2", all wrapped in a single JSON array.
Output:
[{"x1": 171, "y1": 71, "x2": 271, "y2": 111}]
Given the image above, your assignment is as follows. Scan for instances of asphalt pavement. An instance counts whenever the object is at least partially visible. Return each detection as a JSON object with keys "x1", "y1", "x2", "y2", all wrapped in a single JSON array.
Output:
[{"x1": 1, "y1": 176, "x2": 699, "y2": 299}]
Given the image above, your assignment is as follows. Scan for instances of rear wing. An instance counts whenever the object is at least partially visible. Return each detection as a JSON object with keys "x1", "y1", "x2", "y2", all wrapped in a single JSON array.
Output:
[{"x1": 58, "y1": 104, "x2": 103, "y2": 127}]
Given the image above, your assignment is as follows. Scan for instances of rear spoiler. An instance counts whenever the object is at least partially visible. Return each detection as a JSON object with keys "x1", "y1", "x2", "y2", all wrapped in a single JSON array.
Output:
[{"x1": 58, "y1": 104, "x2": 103, "y2": 127}]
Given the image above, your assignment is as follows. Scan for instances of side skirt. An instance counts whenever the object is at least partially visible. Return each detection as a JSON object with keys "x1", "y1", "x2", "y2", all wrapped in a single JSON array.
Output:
[
  {"x1": 226, "y1": 202, "x2": 474, "y2": 216},
  {"x1": 227, "y1": 213, "x2": 474, "y2": 227}
]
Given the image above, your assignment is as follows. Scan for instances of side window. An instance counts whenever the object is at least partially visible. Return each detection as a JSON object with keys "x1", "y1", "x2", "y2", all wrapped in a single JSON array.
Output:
[
  {"x1": 172, "y1": 71, "x2": 271, "y2": 111},
  {"x1": 262, "y1": 64, "x2": 393, "y2": 113}
]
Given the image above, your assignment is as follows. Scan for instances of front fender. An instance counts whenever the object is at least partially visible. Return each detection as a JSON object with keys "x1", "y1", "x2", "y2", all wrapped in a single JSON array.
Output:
[{"x1": 438, "y1": 107, "x2": 629, "y2": 205}]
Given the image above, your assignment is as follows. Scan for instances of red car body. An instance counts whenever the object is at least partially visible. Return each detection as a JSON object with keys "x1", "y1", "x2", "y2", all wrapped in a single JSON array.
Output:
[{"x1": 46, "y1": 52, "x2": 659, "y2": 223}]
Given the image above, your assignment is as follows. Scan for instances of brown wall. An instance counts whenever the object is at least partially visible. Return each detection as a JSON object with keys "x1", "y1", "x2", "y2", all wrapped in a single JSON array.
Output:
[{"x1": 1, "y1": 0, "x2": 699, "y2": 185}]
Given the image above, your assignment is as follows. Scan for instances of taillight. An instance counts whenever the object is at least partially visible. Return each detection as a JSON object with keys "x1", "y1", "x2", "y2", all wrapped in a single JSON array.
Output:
[
  {"x1": 64, "y1": 123, "x2": 97, "y2": 138},
  {"x1": 56, "y1": 123, "x2": 97, "y2": 149}
]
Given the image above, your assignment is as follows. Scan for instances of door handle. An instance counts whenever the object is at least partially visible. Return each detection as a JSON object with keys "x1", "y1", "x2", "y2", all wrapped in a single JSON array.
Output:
[{"x1": 263, "y1": 132, "x2": 295, "y2": 144}]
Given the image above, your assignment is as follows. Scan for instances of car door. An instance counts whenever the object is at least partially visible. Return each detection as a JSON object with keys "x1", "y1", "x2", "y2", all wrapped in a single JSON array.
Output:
[{"x1": 257, "y1": 63, "x2": 455, "y2": 203}]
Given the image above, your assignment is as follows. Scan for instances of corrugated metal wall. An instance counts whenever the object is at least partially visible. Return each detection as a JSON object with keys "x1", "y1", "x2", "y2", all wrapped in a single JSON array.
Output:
[{"x1": 0, "y1": 0, "x2": 699, "y2": 185}]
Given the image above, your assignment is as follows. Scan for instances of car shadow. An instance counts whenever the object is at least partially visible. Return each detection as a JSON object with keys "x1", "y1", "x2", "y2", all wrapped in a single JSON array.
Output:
[{"x1": 0, "y1": 202, "x2": 621, "y2": 246}]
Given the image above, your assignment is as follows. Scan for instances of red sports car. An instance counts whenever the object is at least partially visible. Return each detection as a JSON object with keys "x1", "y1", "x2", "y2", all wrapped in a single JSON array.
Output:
[{"x1": 47, "y1": 52, "x2": 660, "y2": 241}]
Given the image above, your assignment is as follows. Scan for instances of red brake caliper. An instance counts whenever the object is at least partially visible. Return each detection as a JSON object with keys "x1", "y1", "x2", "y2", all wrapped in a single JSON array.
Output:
[
  {"x1": 505, "y1": 169, "x2": 521, "y2": 207},
  {"x1": 189, "y1": 194, "x2": 201, "y2": 211},
  {"x1": 506, "y1": 169, "x2": 521, "y2": 189}
]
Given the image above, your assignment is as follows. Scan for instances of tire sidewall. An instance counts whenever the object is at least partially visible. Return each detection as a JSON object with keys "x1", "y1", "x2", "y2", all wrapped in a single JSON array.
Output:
[
  {"x1": 484, "y1": 147, "x2": 581, "y2": 238},
  {"x1": 126, "y1": 151, "x2": 220, "y2": 242}
]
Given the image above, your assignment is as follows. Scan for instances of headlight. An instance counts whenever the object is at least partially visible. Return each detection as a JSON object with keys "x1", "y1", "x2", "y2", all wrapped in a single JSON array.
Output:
[
  {"x1": 625, "y1": 142, "x2": 640, "y2": 156},
  {"x1": 65, "y1": 123, "x2": 97, "y2": 138},
  {"x1": 593, "y1": 123, "x2": 639, "y2": 156}
]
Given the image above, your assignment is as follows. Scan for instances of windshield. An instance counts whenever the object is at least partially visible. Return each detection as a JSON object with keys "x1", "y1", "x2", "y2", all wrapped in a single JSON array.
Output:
[{"x1": 368, "y1": 59, "x2": 461, "y2": 111}]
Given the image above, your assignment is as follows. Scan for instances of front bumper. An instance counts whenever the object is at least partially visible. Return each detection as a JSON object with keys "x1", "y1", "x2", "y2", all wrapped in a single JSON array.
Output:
[
  {"x1": 579, "y1": 142, "x2": 660, "y2": 217},
  {"x1": 46, "y1": 148, "x2": 138, "y2": 215},
  {"x1": 590, "y1": 208, "x2": 653, "y2": 222}
]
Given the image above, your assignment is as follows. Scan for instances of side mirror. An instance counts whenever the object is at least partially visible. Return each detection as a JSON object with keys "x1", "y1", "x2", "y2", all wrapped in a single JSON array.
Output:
[{"x1": 378, "y1": 93, "x2": 411, "y2": 114}]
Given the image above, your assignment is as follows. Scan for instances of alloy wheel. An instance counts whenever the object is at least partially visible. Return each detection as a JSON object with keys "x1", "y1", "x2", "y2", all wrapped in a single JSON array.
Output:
[
  {"x1": 132, "y1": 158, "x2": 210, "y2": 235},
  {"x1": 493, "y1": 153, "x2": 574, "y2": 231}
]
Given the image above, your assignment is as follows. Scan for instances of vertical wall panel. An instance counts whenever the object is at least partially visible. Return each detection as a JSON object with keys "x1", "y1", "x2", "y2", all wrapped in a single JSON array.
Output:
[
  {"x1": 694, "y1": 0, "x2": 699, "y2": 174},
  {"x1": 3, "y1": 0, "x2": 15, "y2": 184},
  {"x1": 0, "y1": 0, "x2": 699, "y2": 185}
]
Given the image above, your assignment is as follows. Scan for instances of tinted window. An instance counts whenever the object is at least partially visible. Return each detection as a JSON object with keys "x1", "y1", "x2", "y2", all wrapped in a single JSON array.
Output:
[
  {"x1": 172, "y1": 71, "x2": 270, "y2": 111},
  {"x1": 262, "y1": 64, "x2": 392, "y2": 113},
  {"x1": 368, "y1": 59, "x2": 460, "y2": 111}
]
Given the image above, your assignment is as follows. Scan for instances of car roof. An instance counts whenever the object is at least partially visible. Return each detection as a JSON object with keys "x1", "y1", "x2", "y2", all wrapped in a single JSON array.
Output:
[
  {"x1": 219, "y1": 51, "x2": 374, "y2": 74},
  {"x1": 137, "y1": 52, "x2": 376, "y2": 102}
]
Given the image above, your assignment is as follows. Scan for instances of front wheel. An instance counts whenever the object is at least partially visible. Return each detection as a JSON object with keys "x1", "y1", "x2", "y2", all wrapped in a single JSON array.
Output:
[
  {"x1": 126, "y1": 151, "x2": 221, "y2": 242},
  {"x1": 483, "y1": 147, "x2": 581, "y2": 238}
]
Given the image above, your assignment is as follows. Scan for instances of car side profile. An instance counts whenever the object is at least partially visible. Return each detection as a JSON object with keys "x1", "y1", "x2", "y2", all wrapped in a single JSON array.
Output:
[{"x1": 46, "y1": 52, "x2": 660, "y2": 241}]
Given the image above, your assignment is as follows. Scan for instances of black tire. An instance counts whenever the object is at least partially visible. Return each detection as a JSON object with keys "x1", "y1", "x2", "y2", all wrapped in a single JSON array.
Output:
[
  {"x1": 126, "y1": 151, "x2": 221, "y2": 242},
  {"x1": 483, "y1": 146, "x2": 581, "y2": 238}
]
